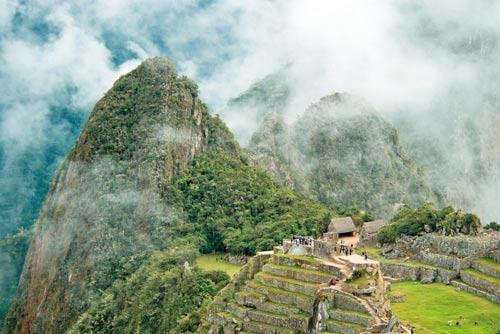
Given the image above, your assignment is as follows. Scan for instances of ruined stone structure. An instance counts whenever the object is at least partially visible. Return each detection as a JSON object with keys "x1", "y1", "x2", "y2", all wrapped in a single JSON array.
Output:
[
  {"x1": 202, "y1": 231, "x2": 499, "y2": 333},
  {"x1": 382, "y1": 232, "x2": 500, "y2": 303},
  {"x1": 360, "y1": 220, "x2": 384, "y2": 245},
  {"x1": 203, "y1": 247, "x2": 410, "y2": 333}
]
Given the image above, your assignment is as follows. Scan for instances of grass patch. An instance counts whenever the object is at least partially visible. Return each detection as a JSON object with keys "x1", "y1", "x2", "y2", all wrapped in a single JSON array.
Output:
[
  {"x1": 390, "y1": 281, "x2": 500, "y2": 333},
  {"x1": 357, "y1": 246, "x2": 383, "y2": 259},
  {"x1": 347, "y1": 271, "x2": 374, "y2": 289},
  {"x1": 475, "y1": 258, "x2": 500, "y2": 271},
  {"x1": 196, "y1": 254, "x2": 244, "y2": 277},
  {"x1": 464, "y1": 268, "x2": 500, "y2": 285}
]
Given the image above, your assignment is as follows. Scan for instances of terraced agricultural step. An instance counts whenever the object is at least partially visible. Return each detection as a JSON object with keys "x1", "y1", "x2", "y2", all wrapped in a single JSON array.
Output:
[
  {"x1": 472, "y1": 258, "x2": 500, "y2": 279},
  {"x1": 460, "y1": 269, "x2": 500, "y2": 295},
  {"x1": 254, "y1": 272, "x2": 320, "y2": 295},
  {"x1": 247, "y1": 308, "x2": 310, "y2": 332},
  {"x1": 262, "y1": 263, "x2": 333, "y2": 284},
  {"x1": 213, "y1": 311, "x2": 244, "y2": 327},
  {"x1": 328, "y1": 308, "x2": 372, "y2": 327},
  {"x1": 234, "y1": 288, "x2": 304, "y2": 315},
  {"x1": 235, "y1": 290, "x2": 267, "y2": 307},
  {"x1": 326, "y1": 319, "x2": 365, "y2": 334},
  {"x1": 272, "y1": 254, "x2": 342, "y2": 276},
  {"x1": 254, "y1": 272, "x2": 319, "y2": 295},
  {"x1": 332, "y1": 292, "x2": 370, "y2": 314},
  {"x1": 242, "y1": 320, "x2": 298, "y2": 334},
  {"x1": 245, "y1": 280, "x2": 314, "y2": 312},
  {"x1": 451, "y1": 280, "x2": 500, "y2": 303},
  {"x1": 226, "y1": 301, "x2": 252, "y2": 319}
]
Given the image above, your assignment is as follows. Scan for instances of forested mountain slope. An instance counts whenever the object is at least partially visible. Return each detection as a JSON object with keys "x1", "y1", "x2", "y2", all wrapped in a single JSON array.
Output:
[{"x1": 3, "y1": 58, "x2": 340, "y2": 334}]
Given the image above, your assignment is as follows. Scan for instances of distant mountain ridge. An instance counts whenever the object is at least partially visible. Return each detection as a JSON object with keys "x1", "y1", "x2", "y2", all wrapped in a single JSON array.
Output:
[{"x1": 248, "y1": 92, "x2": 443, "y2": 218}]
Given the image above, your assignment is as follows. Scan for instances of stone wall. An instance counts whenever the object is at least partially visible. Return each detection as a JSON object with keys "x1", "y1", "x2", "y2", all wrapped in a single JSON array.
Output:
[
  {"x1": 451, "y1": 281, "x2": 500, "y2": 304},
  {"x1": 313, "y1": 239, "x2": 335, "y2": 259},
  {"x1": 490, "y1": 250, "x2": 500, "y2": 263},
  {"x1": 417, "y1": 252, "x2": 469, "y2": 271},
  {"x1": 232, "y1": 253, "x2": 271, "y2": 288},
  {"x1": 411, "y1": 233, "x2": 500, "y2": 258},
  {"x1": 472, "y1": 261, "x2": 500, "y2": 279},
  {"x1": 460, "y1": 271, "x2": 500, "y2": 296},
  {"x1": 223, "y1": 254, "x2": 249, "y2": 265},
  {"x1": 380, "y1": 263, "x2": 458, "y2": 284}
]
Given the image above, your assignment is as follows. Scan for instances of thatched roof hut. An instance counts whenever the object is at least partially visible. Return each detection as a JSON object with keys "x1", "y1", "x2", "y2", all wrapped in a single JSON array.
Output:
[{"x1": 328, "y1": 217, "x2": 356, "y2": 236}]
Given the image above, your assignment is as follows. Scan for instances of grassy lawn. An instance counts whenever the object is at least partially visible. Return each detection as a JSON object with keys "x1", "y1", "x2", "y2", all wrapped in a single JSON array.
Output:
[
  {"x1": 390, "y1": 281, "x2": 500, "y2": 334},
  {"x1": 195, "y1": 254, "x2": 243, "y2": 277},
  {"x1": 357, "y1": 246, "x2": 383, "y2": 259}
]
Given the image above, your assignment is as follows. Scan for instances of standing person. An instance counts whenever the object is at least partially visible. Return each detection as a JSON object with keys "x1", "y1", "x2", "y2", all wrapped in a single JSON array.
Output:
[{"x1": 364, "y1": 253, "x2": 368, "y2": 261}]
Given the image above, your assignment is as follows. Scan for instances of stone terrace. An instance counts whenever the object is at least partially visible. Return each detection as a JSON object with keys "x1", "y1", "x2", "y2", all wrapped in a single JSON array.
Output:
[{"x1": 204, "y1": 247, "x2": 405, "y2": 334}]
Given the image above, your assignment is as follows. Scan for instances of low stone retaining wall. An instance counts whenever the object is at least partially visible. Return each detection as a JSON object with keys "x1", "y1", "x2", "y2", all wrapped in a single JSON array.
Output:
[
  {"x1": 233, "y1": 253, "x2": 271, "y2": 288},
  {"x1": 472, "y1": 261, "x2": 500, "y2": 279},
  {"x1": 411, "y1": 233, "x2": 500, "y2": 258},
  {"x1": 223, "y1": 254, "x2": 250, "y2": 265},
  {"x1": 460, "y1": 271, "x2": 500, "y2": 295},
  {"x1": 491, "y1": 250, "x2": 500, "y2": 263},
  {"x1": 451, "y1": 280, "x2": 500, "y2": 304},
  {"x1": 380, "y1": 263, "x2": 458, "y2": 284},
  {"x1": 417, "y1": 252, "x2": 469, "y2": 271}
]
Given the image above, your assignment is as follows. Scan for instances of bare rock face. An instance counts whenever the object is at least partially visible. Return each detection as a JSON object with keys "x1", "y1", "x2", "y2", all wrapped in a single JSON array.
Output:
[{"x1": 4, "y1": 58, "x2": 236, "y2": 334}]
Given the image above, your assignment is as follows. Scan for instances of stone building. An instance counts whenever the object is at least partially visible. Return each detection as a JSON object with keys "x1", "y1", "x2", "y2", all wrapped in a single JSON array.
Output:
[
  {"x1": 360, "y1": 219, "x2": 384, "y2": 244},
  {"x1": 328, "y1": 217, "x2": 356, "y2": 238}
]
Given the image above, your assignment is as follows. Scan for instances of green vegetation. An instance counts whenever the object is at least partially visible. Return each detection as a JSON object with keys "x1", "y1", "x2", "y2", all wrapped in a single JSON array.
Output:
[
  {"x1": 0, "y1": 228, "x2": 31, "y2": 329},
  {"x1": 170, "y1": 149, "x2": 332, "y2": 255},
  {"x1": 69, "y1": 246, "x2": 230, "y2": 334},
  {"x1": 390, "y1": 281, "x2": 500, "y2": 334},
  {"x1": 195, "y1": 254, "x2": 243, "y2": 277},
  {"x1": 378, "y1": 203, "x2": 481, "y2": 244},
  {"x1": 484, "y1": 221, "x2": 500, "y2": 231},
  {"x1": 346, "y1": 270, "x2": 374, "y2": 288}
]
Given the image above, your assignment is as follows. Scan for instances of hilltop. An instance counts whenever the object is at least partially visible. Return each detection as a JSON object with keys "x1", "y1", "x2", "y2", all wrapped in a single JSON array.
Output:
[{"x1": 249, "y1": 92, "x2": 443, "y2": 218}]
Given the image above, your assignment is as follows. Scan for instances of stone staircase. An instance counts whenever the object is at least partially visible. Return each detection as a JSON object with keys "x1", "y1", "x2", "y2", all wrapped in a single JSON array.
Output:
[
  {"x1": 451, "y1": 257, "x2": 500, "y2": 303},
  {"x1": 206, "y1": 253, "x2": 380, "y2": 334}
]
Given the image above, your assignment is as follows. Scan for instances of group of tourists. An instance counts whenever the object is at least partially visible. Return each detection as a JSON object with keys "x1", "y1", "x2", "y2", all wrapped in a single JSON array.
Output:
[
  {"x1": 336, "y1": 240, "x2": 353, "y2": 256},
  {"x1": 291, "y1": 235, "x2": 312, "y2": 246}
]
